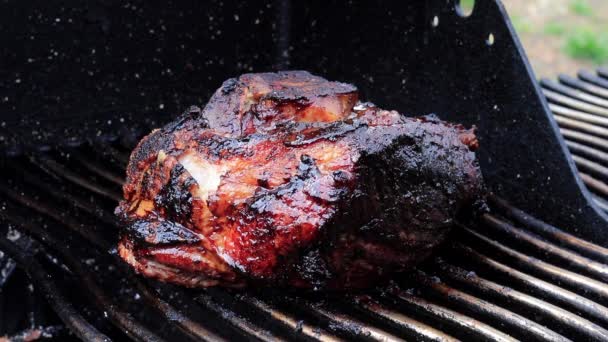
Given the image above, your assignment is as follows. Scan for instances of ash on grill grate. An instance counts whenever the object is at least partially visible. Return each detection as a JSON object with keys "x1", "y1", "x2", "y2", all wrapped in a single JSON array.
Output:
[
  {"x1": 2, "y1": 141, "x2": 608, "y2": 341},
  {"x1": 542, "y1": 67, "x2": 608, "y2": 213}
]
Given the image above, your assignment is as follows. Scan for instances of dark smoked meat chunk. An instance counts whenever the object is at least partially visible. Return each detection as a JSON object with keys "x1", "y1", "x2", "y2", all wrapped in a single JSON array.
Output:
[{"x1": 116, "y1": 71, "x2": 485, "y2": 289}]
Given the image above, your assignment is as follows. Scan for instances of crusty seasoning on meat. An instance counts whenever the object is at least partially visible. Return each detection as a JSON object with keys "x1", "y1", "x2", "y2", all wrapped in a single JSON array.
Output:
[{"x1": 116, "y1": 71, "x2": 485, "y2": 289}]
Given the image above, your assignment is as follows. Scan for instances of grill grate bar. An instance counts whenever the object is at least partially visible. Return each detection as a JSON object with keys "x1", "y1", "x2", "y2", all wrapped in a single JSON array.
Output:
[
  {"x1": 276, "y1": 296, "x2": 412, "y2": 341},
  {"x1": 555, "y1": 116, "x2": 608, "y2": 139},
  {"x1": 232, "y1": 293, "x2": 343, "y2": 342},
  {"x1": 130, "y1": 281, "x2": 226, "y2": 342},
  {"x1": 5, "y1": 160, "x2": 120, "y2": 228},
  {"x1": 461, "y1": 227, "x2": 608, "y2": 302},
  {"x1": 560, "y1": 128, "x2": 608, "y2": 152},
  {"x1": 551, "y1": 104, "x2": 608, "y2": 127},
  {"x1": 577, "y1": 70, "x2": 608, "y2": 89},
  {"x1": 544, "y1": 89, "x2": 608, "y2": 117},
  {"x1": 542, "y1": 79, "x2": 608, "y2": 109},
  {"x1": 453, "y1": 244, "x2": 608, "y2": 327},
  {"x1": 0, "y1": 183, "x2": 111, "y2": 250},
  {"x1": 436, "y1": 262, "x2": 608, "y2": 341},
  {"x1": 558, "y1": 74, "x2": 608, "y2": 99},
  {"x1": 592, "y1": 195, "x2": 608, "y2": 212},
  {"x1": 481, "y1": 214, "x2": 608, "y2": 282},
  {"x1": 581, "y1": 173, "x2": 608, "y2": 198},
  {"x1": 340, "y1": 297, "x2": 457, "y2": 341},
  {"x1": 565, "y1": 140, "x2": 608, "y2": 165},
  {"x1": 72, "y1": 152, "x2": 125, "y2": 187},
  {"x1": 407, "y1": 270, "x2": 566, "y2": 342},
  {"x1": 489, "y1": 195, "x2": 608, "y2": 261},
  {"x1": 66, "y1": 268, "x2": 167, "y2": 342},
  {"x1": 36, "y1": 157, "x2": 122, "y2": 202},
  {"x1": 579, "y1": 70, "x2": 608, "y2": 89},
  {"x1": 387, "y1": 289, "x2": 517, "y2": 341},
  {"x1": 572, "y1": 154, "x2": 608, "y2": 179},
  {"x1": 195, "y1": 293, "x2": 283, "y2": 342}
]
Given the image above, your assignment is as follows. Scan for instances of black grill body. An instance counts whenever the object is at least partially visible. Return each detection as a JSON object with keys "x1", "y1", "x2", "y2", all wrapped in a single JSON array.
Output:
[
  {"x1": 1, "y1": 0, "x2": 606, "y2": 242},
  {"x1": 3, "y1": 0, "x2": 608, "y2": 341}
]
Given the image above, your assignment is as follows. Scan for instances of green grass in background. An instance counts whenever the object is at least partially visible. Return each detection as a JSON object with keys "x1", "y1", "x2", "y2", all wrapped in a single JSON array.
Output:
[
  {"x1": 544, "y1": 22, "x2": 566, "y2": 36},
  {"x1": 459, "y1": 0, "x2": 475, "y2": 15},
  {"x1": 512, "y1": 15, "x2": 533, "y2": 34},
  {"x1": 570, "y1": 0, "x2": 593, "y2": 16},
  {"x1": 564, "y1": 28, "x2": 608, "y2": 63}
]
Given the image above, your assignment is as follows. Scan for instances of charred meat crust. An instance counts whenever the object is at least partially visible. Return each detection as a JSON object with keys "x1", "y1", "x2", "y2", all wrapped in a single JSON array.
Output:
[
  {"x1": 125, "y1": 219, "x2": 201, "y2": 246},
  {"x1": 116, "y1": 71, "x2": 485, "y2": 289}
]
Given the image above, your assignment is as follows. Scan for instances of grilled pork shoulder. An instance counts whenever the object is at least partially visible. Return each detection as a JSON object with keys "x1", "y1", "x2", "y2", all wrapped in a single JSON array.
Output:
[{"x1": 116, "y1": 71, "x2": 484, "y2": 289}]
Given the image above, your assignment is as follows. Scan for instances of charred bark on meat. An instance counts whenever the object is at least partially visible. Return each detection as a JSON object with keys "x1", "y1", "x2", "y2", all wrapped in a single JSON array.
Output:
[{"x1": 116, "y1": 71, "x2": 485, "y2": 289}]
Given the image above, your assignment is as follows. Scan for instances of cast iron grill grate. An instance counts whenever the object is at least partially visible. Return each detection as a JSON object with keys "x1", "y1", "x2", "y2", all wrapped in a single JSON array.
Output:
[
  {"x1": 2, "y1": 140, "x2": 608, "y2": 341},
  {"x1": 541, "y1": 67, "x2": 608, "y2": 213}
]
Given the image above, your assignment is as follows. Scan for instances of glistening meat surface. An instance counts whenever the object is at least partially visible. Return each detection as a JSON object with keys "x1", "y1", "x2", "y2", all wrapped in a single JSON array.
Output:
[{"x1": 116, "y1": 71, "x2": 485, "y2": 289}]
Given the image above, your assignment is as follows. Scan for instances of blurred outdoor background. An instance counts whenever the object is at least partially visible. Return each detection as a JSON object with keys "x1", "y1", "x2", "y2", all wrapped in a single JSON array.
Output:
[{"x1": 463, "y1": 0, "x2": 608, "y2": 78}]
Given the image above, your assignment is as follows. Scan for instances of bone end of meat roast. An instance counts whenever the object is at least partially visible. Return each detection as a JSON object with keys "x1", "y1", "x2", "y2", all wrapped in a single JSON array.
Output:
[{"x1": 116, "y1": 70, "x2": 485, "y2": 289}]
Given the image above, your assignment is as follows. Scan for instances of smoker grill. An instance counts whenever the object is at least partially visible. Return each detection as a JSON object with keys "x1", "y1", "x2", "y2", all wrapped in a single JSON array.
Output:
[
  {"x1": 541, "y1": 68, "x2": 608, "y2": 213},
  {"x1": 3, "y1": 0, "x2": 608, "y2": 340}
]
